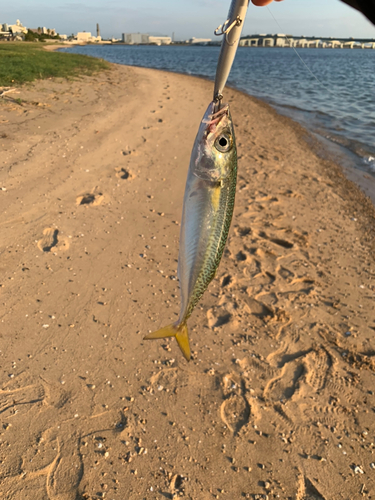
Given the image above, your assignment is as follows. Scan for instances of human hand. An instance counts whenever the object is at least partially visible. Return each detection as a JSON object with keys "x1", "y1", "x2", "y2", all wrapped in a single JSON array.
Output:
[
  {"x1": 250, "y1": 0, "x2": 375, "y2": 28},
  {"x1": 251, "y1": 0, "x2": 284, "y2": 6}
]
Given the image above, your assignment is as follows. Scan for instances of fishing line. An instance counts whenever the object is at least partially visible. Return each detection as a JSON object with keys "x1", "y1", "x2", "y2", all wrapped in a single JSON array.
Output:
[{"x1": 266, "y1": 6, "x2": 327, "y2": 88}]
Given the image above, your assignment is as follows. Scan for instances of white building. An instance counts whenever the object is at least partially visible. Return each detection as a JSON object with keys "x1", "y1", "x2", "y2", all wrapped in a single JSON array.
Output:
[
  {"x1": 122, "y1": 33, "x2": 149, "y2": 44},
  {"x1": 187, "y1": 37, "x2": 212, "y2": 44},
  {"x1": 0, "y1": 23, "x2": 11, "y2": 38},
  {"x1": 274, "y1": 34, "x2": 287, "y2": 47},
  {"x1": 75, "y1": 32, "x2": 102, "y2": 43},
  {"x1": 0, "y1": 19, "x2": 28, "y2": 39},
  {"x1": 148, "y1": 35, "x2": 171, "y2": 45},
  {"x1": 122, "y1": 33, "x2": 171, "y2": 45},
  {"x1": 240, "y1": 34, "x2": 287, "y2": 47},
  {"x1": 8, "y1": 19, "x2": 27, "y2": 35}
]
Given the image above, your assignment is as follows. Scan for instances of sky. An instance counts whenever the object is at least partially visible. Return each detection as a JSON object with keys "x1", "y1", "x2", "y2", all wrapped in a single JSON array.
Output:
[{"x1": 3, "y1": 0, "x2": 375, "y2": 40}]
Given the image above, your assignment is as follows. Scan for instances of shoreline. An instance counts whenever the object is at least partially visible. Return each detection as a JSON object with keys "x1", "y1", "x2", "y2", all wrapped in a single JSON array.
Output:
[
  {"x1": 54, "y1": 44, "x2": 375, "y2": 207},
  {"x1": 43, "y1": 42, "x2": 88, "y2": 51},
  {"x1": 1, "y1": 63, "x2": 374, "y2": 498}
]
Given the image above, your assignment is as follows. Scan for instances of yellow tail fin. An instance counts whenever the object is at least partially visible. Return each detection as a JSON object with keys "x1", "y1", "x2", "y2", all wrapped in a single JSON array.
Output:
[{"x1": 144, "y1": 322, "x2": 190, "y2": 361}]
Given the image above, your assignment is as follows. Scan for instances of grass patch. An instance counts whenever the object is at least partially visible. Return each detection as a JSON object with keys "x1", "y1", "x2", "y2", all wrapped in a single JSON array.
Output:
[{"x1": 0, "y1": 43, "x2": 110, "y2": 86}]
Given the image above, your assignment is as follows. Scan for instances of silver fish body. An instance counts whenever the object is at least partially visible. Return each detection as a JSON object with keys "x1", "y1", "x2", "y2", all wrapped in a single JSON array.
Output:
[
  {"x1": 178, "y1": 102, "x2": 237, "y2": 323},
  {"x1": 144, "y1": 101, "x2": 237, "y2": 360}
]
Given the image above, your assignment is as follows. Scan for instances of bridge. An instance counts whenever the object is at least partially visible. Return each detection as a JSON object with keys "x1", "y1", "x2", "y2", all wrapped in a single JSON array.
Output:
[{"x1": 239, "y1": 34, "x2": 375, "y2": 49}]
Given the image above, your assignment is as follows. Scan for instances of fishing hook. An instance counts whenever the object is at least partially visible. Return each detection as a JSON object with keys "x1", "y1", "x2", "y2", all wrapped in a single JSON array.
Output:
[
  {"x1": 214, "y1": 16, "x2": 242, "y2": 39},
  {"x1": 213, "y1": 94, "x2": 223, "y2": 113}
]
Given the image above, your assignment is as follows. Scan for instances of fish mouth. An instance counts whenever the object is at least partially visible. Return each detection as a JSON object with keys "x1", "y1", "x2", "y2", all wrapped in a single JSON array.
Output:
[{"x1": 204, "y1": 103, "x2": 229, "y2": 134}]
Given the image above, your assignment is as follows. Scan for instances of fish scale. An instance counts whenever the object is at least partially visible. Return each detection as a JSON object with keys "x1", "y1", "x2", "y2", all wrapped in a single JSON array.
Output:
[{"x1": 185, "y1": 171, "x2": 237, "y2": 320}]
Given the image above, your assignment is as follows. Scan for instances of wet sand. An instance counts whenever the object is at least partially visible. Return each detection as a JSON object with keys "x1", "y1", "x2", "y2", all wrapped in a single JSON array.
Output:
[{"x1": 1, "y1": 64, "x2": 375, "y2": 499}]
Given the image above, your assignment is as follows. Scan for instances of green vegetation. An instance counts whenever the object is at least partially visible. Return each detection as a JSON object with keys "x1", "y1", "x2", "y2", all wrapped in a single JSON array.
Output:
[
  {"x1": 24, "y1": 29, "x2": 61, "y2": 42},
  {"x1": 0, "y1": 43, "x2": 110, "y2": 86}
]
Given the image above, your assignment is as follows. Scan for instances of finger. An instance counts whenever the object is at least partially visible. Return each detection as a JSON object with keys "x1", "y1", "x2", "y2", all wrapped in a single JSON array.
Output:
[
  {"x1": 251, "y1": 0, "x2": 283, "y2": 6},
  {"x1": 252, "y1": 0, "x2": 273, "y2": 5}
]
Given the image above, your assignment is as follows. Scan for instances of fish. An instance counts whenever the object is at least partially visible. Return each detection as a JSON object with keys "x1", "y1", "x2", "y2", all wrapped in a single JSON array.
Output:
[{"x1": 144, "y1": 101, "x2": 237, "y2": 361}]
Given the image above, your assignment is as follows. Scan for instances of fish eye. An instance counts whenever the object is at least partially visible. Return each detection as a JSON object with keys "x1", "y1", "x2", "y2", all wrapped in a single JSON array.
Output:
[{"x1": 215, "y1": 132, "x2": 232, "y2": 153}]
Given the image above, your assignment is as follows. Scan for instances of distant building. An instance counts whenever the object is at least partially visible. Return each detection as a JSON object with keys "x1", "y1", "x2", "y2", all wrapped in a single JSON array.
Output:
[
  {"x1": 0, "y1": 20, "x2": 28, "y2": 40},
  {"x1": 187, "y1": 37, "x2": 212, "y2": 44},
  {"x1": 239, "y1": 33, "x2": 375, "y2": 49},
  {"x1": 122, "y1": 33, "x2": 149, "y2": 44},
  {"x1": 121, "y1": 33, "x2": 171, "y2": 45},
  {"x1": 240, "y1": 33, "x2": 286, "y2": 47},
  {"x1": 75, "y1": 31, "x2": 102, "y2": 43},
  {"x1": 29, "y1": 27, "x2": 57, "y2": 36},
  {"x1": 274, "y1": 34, "x2": 287, "y2": 47},
  {"x1": 76, "y1": 32, "x2": 92, "y2": 42},
  {"x1": 0, "y1": 19, "x2": 28, "y2": 39},
  {"x1": 8, "y1": 19, "x2": 28, "y2": 35},
  {"x1": 0, "y1": 23, "x2": 11, "y2": 39},
  {"x1": 148, "y1": 35, "x2": 171, "y2": 45}
]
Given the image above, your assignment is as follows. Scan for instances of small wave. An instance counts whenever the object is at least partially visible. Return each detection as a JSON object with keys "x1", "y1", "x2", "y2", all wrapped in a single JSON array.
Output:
[{"x1": 363, "y1": 156, "x2": 375, "y2": 173}]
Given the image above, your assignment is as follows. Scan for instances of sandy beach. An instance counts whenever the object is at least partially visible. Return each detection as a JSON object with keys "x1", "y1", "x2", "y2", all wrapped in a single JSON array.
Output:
[{"x1": 1, "y1": 63, "x2": 375, "y2": 499}]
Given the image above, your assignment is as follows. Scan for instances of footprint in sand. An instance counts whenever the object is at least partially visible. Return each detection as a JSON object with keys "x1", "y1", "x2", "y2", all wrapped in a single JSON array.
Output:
[
  {"x1": 37, "y1": 228, "x2": 69, "y2": 253},
  {"x1": 264, "y1": 346, "x2": 335, "y2": 407},
  {"x1": 243, "y1": 294, "x2": 275, "y2": 320},
  {"x1": 281, "y1": 189, "x2": 303, "y2": 199},
  {"x1": 259, "y1": 230, "x2": 294, "y2": 250},
  {"x1": 150, "y1": 367, "x2": 179, "y2": 392},
  {"x1": 115, "y1": 167, "x2": 134, "y2": 180},
  {"x1": 270, "y1": 237, "x2": 294, "y2": 249},
  {"x1": 264, "y1": 358, "x2": 305, "y2": 403},
  {"x1": 76, "y1": 192, "x2": 104, "y2": 206},
  {"x1": 37, "y1": 228, "x2": 58, "y2": 252},
  {"x1": 236, "y1": 250, "x2": 248, "y2": 262},
  {"x1": 221, "y1": 274, "x2": 234, "y2": 288},
  {"x1": 278, "y1": 277, "x2": 315, "y2": 303},
  {"x1": 220, "y1": 373, "x2": 251, "y2": 434},
  {"x1": 277, "y1": 265, "x2": 295, "y2": 282},
  {"x1": 234, "y1": 226, "x2": 252, "y2": 237},
  {"x1": 0, "y1": 382, "x2": 46, "y2": 420},
  {"x1": 207, "y1": 308, "x2": 232, "y2": 329}
]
